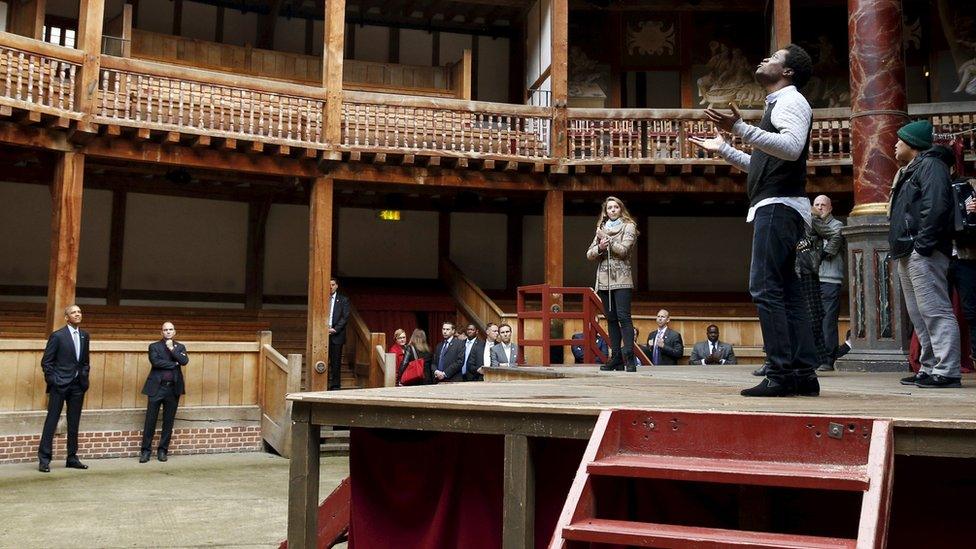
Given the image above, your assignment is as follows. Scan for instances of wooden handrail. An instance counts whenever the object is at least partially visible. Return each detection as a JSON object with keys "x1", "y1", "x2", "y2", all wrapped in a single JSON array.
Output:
[
  {"x1": 0, "y1": 339, "x2": 260, "y2": 352},
  {"x1": 0, "y1": 31, "x2": 86, "y2": 63},
  {"x1": 343, "y1": 89, "x2": 553, "y2": 117}
]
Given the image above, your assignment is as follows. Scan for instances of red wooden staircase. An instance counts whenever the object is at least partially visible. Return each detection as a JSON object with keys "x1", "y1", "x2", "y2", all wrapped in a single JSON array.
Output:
[{"x1": 550, "y1": 409, "x2": 893, "y2": 548}]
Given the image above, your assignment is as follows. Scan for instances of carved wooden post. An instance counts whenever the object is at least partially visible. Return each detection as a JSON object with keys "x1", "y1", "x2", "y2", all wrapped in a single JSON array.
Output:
[
  {"x1": 322, "y1": 0, "x2": 346, "y2": 145},
  {"x1": 46, "y1": 152, "x2": 85, "y2": 334},
  {"x1": 306, "y1": 177, "x2": 334, "y2": 391}
]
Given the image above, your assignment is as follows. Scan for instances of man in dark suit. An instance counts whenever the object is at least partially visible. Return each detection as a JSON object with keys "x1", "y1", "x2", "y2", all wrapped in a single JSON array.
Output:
[
  {"x1": 461, "y1": 323, "x2": 487, "y2": 382},
  {"x1": 432, "y1": 321, "x2": 464, "y2": 382},
  {"x1": 140, "y1": 322, "x2": 189, "y2": 463},
  {"x1": 689, "y1": 324, "x2": 738, "y2": 365},
  {"x1": 327, "y1": 278, "x2": 351, "y2": 390},
  {"x1": 644, "y1": 309, "x2": 684, "y2": 365},
  {"x1": 38, "y1": 304, "x2": 90, "y2": 473}
]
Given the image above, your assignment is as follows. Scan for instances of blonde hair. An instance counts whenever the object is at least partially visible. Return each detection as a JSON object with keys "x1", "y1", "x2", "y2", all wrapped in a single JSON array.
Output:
[
  {"x1": 596, "y1": 196, "x2": 639, "y2": 232},
  {"x1": 393, "y1": 329, "x2": 407, "y2": 342},
  {"x1": 409, "y1": 329, "x2": 430, "y2": 354}
]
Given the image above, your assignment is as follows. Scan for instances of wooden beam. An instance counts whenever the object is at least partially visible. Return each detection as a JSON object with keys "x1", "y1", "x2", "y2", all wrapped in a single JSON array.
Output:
[
  {"x1": 635, "y1": 213, "x2": 649, "y2": 292},
  {"x1": 45, "y1": 152, "x2": 85, "y2": 334},
  {"x1": 245, "y1": 200, "x2": 272, "y2": 310},
  {"x1": 388, "y1": 27, "x2": 400, "y2": 63},
  {"x1": 470, "y1": 36, "x2": 479, "y2": 100},
  {"x1": 286, "y1": 403, "x2": 321, "y2": 549},
  {"x1": 304, "y1": 17, "x2": 314, "y2": 55},
  {"x1": 75, "y1": 0, "x2": 106, "y2": 126},
  {"x1": 215, "y1": 6, "x2": 225, "y2": 43},
  {"x1": 550, "y1": 0, "x2": 568, "y2": 159},
  {"x1": 8, "y1": 0, "x2": 47, "y2": 40},
  {"x1": 257, "y1": 0, "x2": 284, "y2": 50},
  {"x1": 506, "y1": 212, "x2": 523, "y2": 292},
  {"x1": 322, "y1": 0, "x2": 347, "y2": 145},
  {"x1": 438, "y1": 210, "x2": 451, "y2": 279},
  {"x1": 172, "y1": 0, "x2": 183, "y2": 36},
  {"x1": 544, "y1": 189, "x2": 563, "y2": 287},
  {"x1": 105, "y1": 191, "x2": 127, "y2": 306},
  {"x1": 306, "y1": 176, "x2": 334, "y2": 392},
  {"x1": 502, "y1": 435, "x2": 535, "y2": 549},
  {"x1": 773, "y1": 0, "x2": 791, "y2": 50}
]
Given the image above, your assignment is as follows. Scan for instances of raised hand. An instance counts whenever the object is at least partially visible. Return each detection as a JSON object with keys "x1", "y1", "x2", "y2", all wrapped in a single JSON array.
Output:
[
  {"x1": 689, "y1": 132, "x2": 727, "y2": 152},
  {"x1": 704, "y1": 104, "x2": 742, "y2": 132}
]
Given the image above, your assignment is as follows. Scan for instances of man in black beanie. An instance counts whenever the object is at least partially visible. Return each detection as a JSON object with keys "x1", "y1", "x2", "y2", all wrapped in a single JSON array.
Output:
[{"x1": 890, "y1": 120, "x2": 962, "y2": 388}]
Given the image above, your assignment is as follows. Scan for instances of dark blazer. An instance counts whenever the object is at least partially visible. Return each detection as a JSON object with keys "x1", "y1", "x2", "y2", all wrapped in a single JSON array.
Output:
[
  {"x1": 688, "y1": 340, "x2": 737, "y2": 365},
  {"x1": 431, "y1": 337, "x2": 465, "y2": 381},
  {"x1": 328, "y1": 293, "x2": 351, "y2": 345},
  {"x1": 644, "y1": 328, "x2": 684, "y2": 365},
  {"x1": 462, "y1": 338, "x2": 487, "y2": 382},
  {"x1": 41, "y1": 326, "x2": 90, "y2": 392},
  {"x1": 144, "y1": 340, "x2": 190, "y2": 396}
]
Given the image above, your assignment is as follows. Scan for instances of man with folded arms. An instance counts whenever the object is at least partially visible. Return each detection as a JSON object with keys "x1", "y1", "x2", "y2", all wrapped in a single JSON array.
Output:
[{"x1": 140, "y1": 322, "x2": 189, "y2": 462}]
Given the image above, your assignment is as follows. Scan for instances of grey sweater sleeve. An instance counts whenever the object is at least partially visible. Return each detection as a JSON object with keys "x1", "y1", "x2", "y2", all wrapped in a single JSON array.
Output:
[
  {"x1": 717, "y1": 142, "x2": 751, "y2": 171},
  {"x1": 731, "y1": 90, "x2": 812, "y2": 161}
]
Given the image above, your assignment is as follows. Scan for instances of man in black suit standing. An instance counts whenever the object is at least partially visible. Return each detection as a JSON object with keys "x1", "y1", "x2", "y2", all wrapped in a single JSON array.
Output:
[
  {"x1": 644, "y1": 309, "x2": 684, "y2": 365},
  {"x1": 140, "y1": 322, "x2": 189, "y2": 463},
  {"x1": 38, "y1": 304, "x2": 90, "y2": 473},
  {"x1": 327, "y1": 278, "x2": 350, "y2": 390},
  {"x1": 461, "y1": 323, "x2": 486, "y2": 382},
  {"x1": 432, "y1": 321, "x2": 464, "y2": 382}
]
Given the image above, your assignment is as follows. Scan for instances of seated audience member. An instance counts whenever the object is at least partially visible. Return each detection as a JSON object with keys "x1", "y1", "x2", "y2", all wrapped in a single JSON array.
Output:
[
  {"x1": 572, "y1": 332, "x2": 607, "y2": 364},
  {"x1": 689, "y1": 324, "x2": 737, "y2": 365},
  {"x1": 432, "y1": 322, "x2": 465, "y2": 382},
  {"x1": 390, "y1": 329, "x2": 408, "y2": 371},
  {"x1": 397, "y1": 329, "x2": 432, "y2": 386},
  {"x1": 491, "y1": 324, "x2": 518, "y2": 367},
  {"x1": 644, "y1": 309, "x2": 683, "y2": 365}
]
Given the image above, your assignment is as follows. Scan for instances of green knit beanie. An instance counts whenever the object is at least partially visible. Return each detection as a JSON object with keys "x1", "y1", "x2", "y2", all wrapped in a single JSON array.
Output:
[{"x1": 897, "y1": 120, "x2": 933, "y2": 150}]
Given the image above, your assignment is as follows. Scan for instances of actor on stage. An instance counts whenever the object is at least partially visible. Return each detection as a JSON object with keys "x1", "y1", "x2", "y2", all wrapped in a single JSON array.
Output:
[
  {"x1": 691, "y1": 44, "x2": 819, "y2": 397},
  {"x1": 586, "y1": 196, "x2": 639, "y2": 372},
  {"x1": 140, "y1": 322, "x2": 189, "y2": 463},
  {"x1": 38, "y1": 304, "x2": 91, "y2": 472}
]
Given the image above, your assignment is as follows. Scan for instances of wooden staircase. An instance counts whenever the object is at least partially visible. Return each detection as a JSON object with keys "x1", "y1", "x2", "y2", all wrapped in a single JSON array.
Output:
[{"x1": 551, "y1": 409, "x2": 893, "y2": 548}]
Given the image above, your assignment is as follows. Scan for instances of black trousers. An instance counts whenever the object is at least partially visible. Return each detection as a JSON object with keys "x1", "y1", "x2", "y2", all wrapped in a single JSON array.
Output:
[
  {"x1": 38, "y1": 377, "x2": 85, "y2": 464},
  {"x1": 328, "y1": 341, "x2": 344, "y2": 390},
  {"x1": 820, "y1": 281, "x2": 843, "y2": 364},
  {"x1": 949, "y1": 257, "x2": 976, "y2": 357},
  {"x1": 799, "y1": 272, "x2": 830, "y2": 367},
  {"x1": 141, "y1": 384, "x2": 180, "y2": 452},
  {"x1": 748, "y1": 204, "x2": 818, "y2": 382},
  {"x1": 598, "y1": 288, "x2": 634, "y2": 358}
]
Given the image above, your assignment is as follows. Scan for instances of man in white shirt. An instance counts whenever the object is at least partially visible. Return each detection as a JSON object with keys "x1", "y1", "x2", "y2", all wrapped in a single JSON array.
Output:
[
  {"x1": 689, "y1": 325, "x2": 737, "y2": 365},
  {"x1": 691, "y1": 44, "x2": 819, "y2": 397}
]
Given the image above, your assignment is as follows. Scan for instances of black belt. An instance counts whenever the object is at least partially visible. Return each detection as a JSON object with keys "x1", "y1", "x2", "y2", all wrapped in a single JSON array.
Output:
[{"x1": 160, "y1": 380, "x2": 175, "y2": 387}]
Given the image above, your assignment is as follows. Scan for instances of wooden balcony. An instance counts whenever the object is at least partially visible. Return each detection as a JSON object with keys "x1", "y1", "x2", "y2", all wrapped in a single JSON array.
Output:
[{"x1": 0, "y1": 32, "x2": 973, "y2": 177}]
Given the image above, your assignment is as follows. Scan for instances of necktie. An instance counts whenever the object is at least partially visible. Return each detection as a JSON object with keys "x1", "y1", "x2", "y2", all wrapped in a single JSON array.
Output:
[
  {"x1": 72, "y1": 329, "x2": 80, "y2": 361},
  {"x1": 652, "y1": 331, "x2": 661, "y2": 364},
  {"x1": 463, "y1": 340, "x2": 474, "y2": 374},
  {"x1": 440, "y1": 340, "x2": 449, "y2": 368},
  {"x1": 711, "y1": 342, "x2": 717, "y2": 355}
]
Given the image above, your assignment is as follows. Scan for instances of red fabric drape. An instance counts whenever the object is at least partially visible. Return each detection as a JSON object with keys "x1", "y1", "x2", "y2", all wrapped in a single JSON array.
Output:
[
  {"x1": 357, "y1": 310, "x2": 419, "y2": 345},
  {"x1": 908, "y1": 288, "x2": 974, "y2": 373},
  {"x1": 427, "y1": 311, "x2": 457, "y2": 342}
]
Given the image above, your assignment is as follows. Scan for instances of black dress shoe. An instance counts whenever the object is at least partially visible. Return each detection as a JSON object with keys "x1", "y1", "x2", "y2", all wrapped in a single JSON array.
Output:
[
  {"x1": 795, "y1": 375, "x2": 821, "y2": 397},
  {"x1": 38, "y1": 463, "x2": 50, "y2": 473},
  {"x1": 915, "y1": 374, "x2": 962, "y2": 388},
  {"x1": 751, "y1": 365, "x2": 769, "y2": 376},
  {"x1": 900, "y1": 372, "x2": 929, "y2": 386},
  {"x1": 741, "y1": 377, "x2": 794, "y2": 397},
  {"x1": 157, "y1": 449, "x2": 168, "y2": 462},
  {"x1": 65, "y1": 459, "x2": 88, "y2": 470},
  {"x1": 139, "y1": 452, "x2": 151, "y2": 463}
]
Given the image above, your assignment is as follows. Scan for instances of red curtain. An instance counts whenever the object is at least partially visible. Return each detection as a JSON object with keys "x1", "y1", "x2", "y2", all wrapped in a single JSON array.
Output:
[
  {"x1": 357, "y1": 310, "x2": 420, "y2": 344},
  {"x1": 427, "y1": 311, "x2": 458, "y2": 343}
]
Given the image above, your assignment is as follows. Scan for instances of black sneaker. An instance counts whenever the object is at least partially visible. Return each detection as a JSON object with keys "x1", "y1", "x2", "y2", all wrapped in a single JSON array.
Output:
[
  {"x1": 900, "y1": 372, "x2": 929, "y2": 386},
  {"x1": 741, "y1": 378, "x2": 794, "y2": 397},
  {"x1": 795, "y1": 375, "x2": 820, "y2": 397},
  {"x1": 139, "y1": 451, "x2": 151, "y2": 463},
  {"x1": 915, "y1": 374, "x2": 962, "y2": 388}
]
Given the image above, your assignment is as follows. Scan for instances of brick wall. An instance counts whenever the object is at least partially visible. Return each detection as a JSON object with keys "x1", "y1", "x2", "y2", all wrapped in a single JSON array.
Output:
[{"x1": 0, "y1": 426, "x2": 263, "y2": 464}]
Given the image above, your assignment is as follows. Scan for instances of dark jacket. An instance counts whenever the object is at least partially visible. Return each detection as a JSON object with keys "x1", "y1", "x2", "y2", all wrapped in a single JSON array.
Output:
[
  {"x1": 796, "y1": 216, "x2": 836, "y2": 275},
  {"x1": 643, "y1": 328, "x2": 684, "y2": 365},
  {"x1": 144, "y1": 339, "x2": 189, "y2": 396},
  {"x1": 888, "y1": 147, "x2": 955, "y2": 260},
  {"x1": 397, "y1": 344, "x2": 431, "y2": 385},
  {"x1": 328, "y1": 293, "x2": 351, "y2": 345},
  {"x1": 462, "y1": 338, "x2": 487, "y2": 382},
  {"x1": 431, "y1": 337, "x2": 465, "y2": 381},
  {"x1": 40, "y1": 326, "x2": 90, "y2": 392}
]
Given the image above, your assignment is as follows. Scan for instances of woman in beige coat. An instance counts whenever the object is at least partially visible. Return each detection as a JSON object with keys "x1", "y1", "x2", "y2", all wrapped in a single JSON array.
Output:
[{"x1": 586, "y1": 196, "x2": 639, "y2": 371}]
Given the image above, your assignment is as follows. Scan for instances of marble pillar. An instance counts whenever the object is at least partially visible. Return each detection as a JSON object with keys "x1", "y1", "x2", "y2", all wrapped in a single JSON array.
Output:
[{"x1": 837, "y1": 0, "x2": 910, "y2": 371}]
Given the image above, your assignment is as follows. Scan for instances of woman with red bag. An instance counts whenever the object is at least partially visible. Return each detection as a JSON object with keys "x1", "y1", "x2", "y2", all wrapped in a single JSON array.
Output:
[
  {"x1": 397, "y1": 329, "x2": 432, "y2": 386},
  {"x1": 390, "y1": 329, "x2": 408, "y2": 371}
]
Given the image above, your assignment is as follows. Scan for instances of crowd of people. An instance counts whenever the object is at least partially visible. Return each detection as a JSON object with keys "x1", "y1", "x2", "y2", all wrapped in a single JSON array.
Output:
[{"x1": 391, "y1": 321, "x2": 518, "y2": 386}]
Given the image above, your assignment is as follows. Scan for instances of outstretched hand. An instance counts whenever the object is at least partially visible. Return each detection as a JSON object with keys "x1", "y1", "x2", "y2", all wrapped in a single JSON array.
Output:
[
  {"x1": 704, "y1": 104, "x2": 742, "y2": 132},
  {"x1": 689, "y1": 132, "x2": 726, "y2": 152}
]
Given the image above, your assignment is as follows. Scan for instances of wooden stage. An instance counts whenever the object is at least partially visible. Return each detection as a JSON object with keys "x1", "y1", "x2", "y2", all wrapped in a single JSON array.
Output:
[{"x1": 285, "y1": 366, "x2": 976, "y2": 547}]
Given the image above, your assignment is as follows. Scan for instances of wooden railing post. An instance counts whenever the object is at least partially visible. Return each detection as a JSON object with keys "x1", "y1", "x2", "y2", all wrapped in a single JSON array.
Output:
[
  {"x1": 322, "y1": 0, "x2": 346, "y2": 145},
  {"x1": 257, "y1": 330, "x2": 272, "y2": 408},
  {"x1": 76, "y1": 0, "x2": 105, "y2": 132}
]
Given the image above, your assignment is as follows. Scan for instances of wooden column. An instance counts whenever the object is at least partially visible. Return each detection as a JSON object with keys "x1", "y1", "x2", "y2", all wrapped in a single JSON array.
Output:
[
  {"x1": 322, "y1": 0, "x2": 346, "y2": 145},
  {"x1": 306, "y1": 177, "x2": 334, "y2": 391},
  {"x1": 772, "y1": 0, "x2": 791, "y2": 50},
  {"x1": 120, "y1": 4, "x2": 133, "y2": 57},
  {"x1": 172, "y1": 0, "x2": 183, "y2": 36},
  {"x1": 544, "y1": 191, "x2": 563, "y2": 287},
  {"x1": 245, "y1": 200, "x2": 272, "y2": 310},
  {"x1": 506, "y1": 213, "x2": 523, "y2": 292},
  {"x1": 550, "y1": 0, "x2": 569, "y2": 159},
  {"x1": 502, "y1": 434, "x2": 535, "y2": 549},
  {"x1": 76, "y1": 0, "x2": 106, "y2": 131},
  {"x1": 286, "y1": 403, "x2": 321, "y2": 549},
  {"x1": 46, "y1": 152, "x2": 85, "y2": 334},
  {"x1": 438, "y1": 210, "x2": 451, "y2": 279},
  {"x1": 105, "y1": 191, "x2": 126, "y2": 306},
  {"x1": 635, "y1": 214, "x2": 649, "y2": 293},
  {"x1": 216, "y1": 6, "x2": 225, "y2": 43},
  {"x1": 9, "y1": 0, "x2": 47, "y2": 40}
]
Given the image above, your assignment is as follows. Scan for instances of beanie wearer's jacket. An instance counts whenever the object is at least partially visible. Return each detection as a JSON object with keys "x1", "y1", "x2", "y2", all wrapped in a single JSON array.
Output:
[{"x1": 887, "y1": 146, "x2": 955, "y2": 260}]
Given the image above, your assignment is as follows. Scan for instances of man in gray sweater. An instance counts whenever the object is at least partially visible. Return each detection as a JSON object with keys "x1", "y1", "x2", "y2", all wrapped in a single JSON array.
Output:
[{"x1": 813, "y1": 195, "x2": 845, "y2": 371}]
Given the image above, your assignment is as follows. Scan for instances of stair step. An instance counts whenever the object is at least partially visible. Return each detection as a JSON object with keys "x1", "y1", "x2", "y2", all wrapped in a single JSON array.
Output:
[
  {"x1": 562, "y1": 519, "x2": 856, "y2": 549},
  {"x1": 588, "y1": 454, "x2": 869, "y2": 491}
]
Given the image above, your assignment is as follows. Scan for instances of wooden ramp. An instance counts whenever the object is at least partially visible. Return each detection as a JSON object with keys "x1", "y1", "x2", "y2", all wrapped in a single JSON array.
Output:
[{"x1": 551, "y1": 409, "x2": 894, "y2": 549}]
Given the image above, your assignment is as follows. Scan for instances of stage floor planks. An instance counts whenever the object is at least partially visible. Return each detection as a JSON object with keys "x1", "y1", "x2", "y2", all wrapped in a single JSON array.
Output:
[{"x1": 289, "y1": 365, "x2": 976, "y2": 457}]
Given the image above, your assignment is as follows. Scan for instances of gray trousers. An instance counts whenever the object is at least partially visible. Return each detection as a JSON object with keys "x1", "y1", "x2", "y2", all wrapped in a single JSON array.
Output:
[{"x1": 896, "y1": 251, "x2": 961, "y2": 378}]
